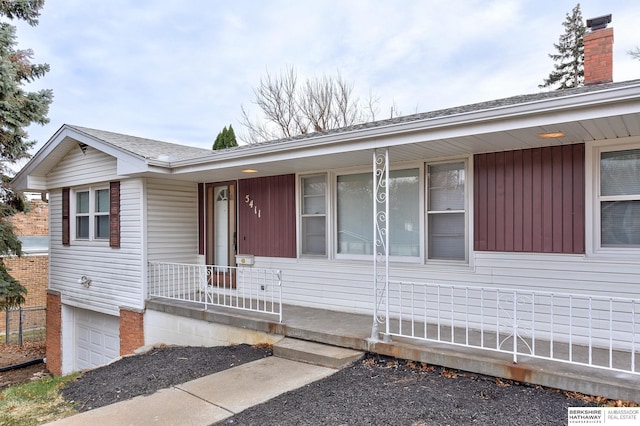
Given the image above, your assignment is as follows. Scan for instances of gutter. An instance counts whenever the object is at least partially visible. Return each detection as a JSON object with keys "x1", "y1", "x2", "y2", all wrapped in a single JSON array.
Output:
[{"x1": 170, "y1": 81, "x2": 640, "y2": 169}]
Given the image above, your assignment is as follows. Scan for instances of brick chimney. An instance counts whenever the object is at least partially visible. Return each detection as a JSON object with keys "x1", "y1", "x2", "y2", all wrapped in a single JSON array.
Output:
[{"x1": 584, "y1": 14, "x2": 613, "y2": 85}]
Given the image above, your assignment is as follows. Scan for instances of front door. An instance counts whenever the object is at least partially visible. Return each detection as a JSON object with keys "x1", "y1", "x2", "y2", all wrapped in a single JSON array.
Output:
[{"x1": 205, "y1": 182, "x2": 237, "y2": 286}]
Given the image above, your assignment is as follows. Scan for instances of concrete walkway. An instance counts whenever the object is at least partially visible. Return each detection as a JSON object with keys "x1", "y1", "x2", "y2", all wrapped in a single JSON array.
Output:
[{"x1": 45, "y1": 356, "x2": 337, "y2": 426}]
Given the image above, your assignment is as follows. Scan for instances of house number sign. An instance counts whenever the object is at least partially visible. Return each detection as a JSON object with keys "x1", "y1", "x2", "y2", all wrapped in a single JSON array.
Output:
[{"x1": 244, "y1": 194, "x2": 262, "y2": 218}]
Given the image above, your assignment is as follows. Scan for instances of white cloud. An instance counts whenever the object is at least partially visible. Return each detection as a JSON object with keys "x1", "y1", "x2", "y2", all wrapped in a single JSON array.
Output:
[{"x1": 9, "y1": 0, "x2": 640, "y2": 155}]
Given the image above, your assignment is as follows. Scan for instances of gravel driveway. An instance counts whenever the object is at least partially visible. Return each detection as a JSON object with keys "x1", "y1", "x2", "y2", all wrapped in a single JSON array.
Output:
[{"x1": 61, "y1": 344, "x2": 597, "y2": 425}]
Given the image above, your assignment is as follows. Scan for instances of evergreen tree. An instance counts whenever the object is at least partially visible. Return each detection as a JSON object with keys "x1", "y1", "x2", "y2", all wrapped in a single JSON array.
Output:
[
  {"x1": 224, "y1": 124, "x2": 237, "y2": 148},
  {"x1": 213, "y1": 126, "x2": 226, "y2": 150},
  {"x1": 212, "y1": 125, "x2": 238, "y2": 150},
  {"x1": 539, "y1": 3, "x2": 586, "y2": 90},
  {"x1": 0, "y1": 0, "x2": 52, "y2": 311}
]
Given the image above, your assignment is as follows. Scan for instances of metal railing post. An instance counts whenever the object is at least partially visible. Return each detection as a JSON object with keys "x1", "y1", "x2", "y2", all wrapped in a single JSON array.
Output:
[{"x1": 512, "y1": 291, "x2": 517, "y2": 363}]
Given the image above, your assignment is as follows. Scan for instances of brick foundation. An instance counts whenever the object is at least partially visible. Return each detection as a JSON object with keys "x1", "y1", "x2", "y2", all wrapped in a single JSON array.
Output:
[
  {"x1": 45, "y1": 290, "x2": 62, "y2": 376},
  {"x1": 119, "y1": 307, "x2": 144, "y2": 356}
]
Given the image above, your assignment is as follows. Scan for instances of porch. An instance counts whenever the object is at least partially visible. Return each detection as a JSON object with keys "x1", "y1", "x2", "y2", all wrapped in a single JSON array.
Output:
[{"x1": 145, "y1": 296, "x2": 640, "y2": 402}]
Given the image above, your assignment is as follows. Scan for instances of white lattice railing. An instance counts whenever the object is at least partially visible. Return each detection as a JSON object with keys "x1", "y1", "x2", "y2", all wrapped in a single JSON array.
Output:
[
  {"x1": 148, "y1": 261, "x2": 282, "y2": 322},
  {"x1": 384, "y1": 281, "x2": 639, "y2": 375}
]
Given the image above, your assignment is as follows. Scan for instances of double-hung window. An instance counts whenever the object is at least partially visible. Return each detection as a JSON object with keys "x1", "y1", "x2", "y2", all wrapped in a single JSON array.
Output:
[
  {"x1": 75, "y1": 188, "x2": 110, "y2": 240},
  {"x1": 599, "y1": 148, "x2": 640, "y2": 248},
  {"x1": 300, "y1": 174, "x2": 327, "y2": 256},
  {"x1": 427, "y1": 162, "x2": 466, "y2": 261}
]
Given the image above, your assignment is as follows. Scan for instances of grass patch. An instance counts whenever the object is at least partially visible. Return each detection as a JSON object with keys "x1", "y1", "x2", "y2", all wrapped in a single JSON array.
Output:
[{"x1": 0, "y1": 373, "x2": 79, "y2": 426}]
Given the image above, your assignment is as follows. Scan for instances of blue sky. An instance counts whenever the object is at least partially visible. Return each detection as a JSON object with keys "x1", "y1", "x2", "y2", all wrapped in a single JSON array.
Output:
[{"x1": 13, "y1": 0, "x2": 640, "y2": 155}]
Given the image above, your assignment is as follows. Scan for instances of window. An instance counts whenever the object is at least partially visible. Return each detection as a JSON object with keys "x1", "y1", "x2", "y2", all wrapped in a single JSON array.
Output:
[
  {"x1": 599, "y1": 148, "x2": 640, "y2": 248},
  {"x1": 336, "y1": 169, "x2": 420, "y2": 257},
  {"x1": 301, "y1": 174, "x2": 327, "y2": 256},
  {"x1": 427, "y1": 162, "x2": 466, "y2": 261},
  {"x1": 74, "y1": 188, "x2": 110, "y2": 240},
  {"x1": 95, "y1": 189, "x2": 110, "y2": 239},
  {"x1": 76, "y1": 191, "x2": 89, "y2": 239}
]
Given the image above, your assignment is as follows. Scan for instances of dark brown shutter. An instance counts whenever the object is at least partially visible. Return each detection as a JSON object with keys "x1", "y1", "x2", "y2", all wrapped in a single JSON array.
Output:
[
  {"x1": 62, "y1": 187, "x2": 70, "y2": 246},
  {"x1": 109, "y1": 181, "x2": 121, "y2": 248},
  {"x1": 198, "y1": 183, "x2": 204, "y2": 255}
]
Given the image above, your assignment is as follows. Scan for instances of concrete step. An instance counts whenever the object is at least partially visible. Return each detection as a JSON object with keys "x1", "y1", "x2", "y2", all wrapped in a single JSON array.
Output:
[{"x1": 273, "y1": 337, "x2": 364, "y2": 369}]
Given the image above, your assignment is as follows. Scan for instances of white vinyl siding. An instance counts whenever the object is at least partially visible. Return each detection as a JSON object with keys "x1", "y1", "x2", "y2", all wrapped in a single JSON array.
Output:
[
  {"x1": 47, "y1": 145, "x2": 119, "y2": 188},
  {"x1": 252, "y1": 251, "x2": 639, "y2": 318},
  {"x1": 146, "y1": 179, "x2": 199, "y2": 263},
  {"x1": 49, "y1": 179, "x2": 144, "y2": 315}
]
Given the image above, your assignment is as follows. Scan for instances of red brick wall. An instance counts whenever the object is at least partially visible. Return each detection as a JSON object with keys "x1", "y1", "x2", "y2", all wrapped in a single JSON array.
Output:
[
  {"x1": 46, "y1": 291, "x2": 62, "y2": 376},
  {"x1": 3, "y1": 256, "x2": 48, "y2": 307},
  {"x1": 11, "y1": 199, "x2": 48, "y2": 236},
  {"x1": 0, "y1": 199, "x2": 49, "y2": 331},
  {"x1": 119, "y1": 307, "x2": 144, "y2": 356}
]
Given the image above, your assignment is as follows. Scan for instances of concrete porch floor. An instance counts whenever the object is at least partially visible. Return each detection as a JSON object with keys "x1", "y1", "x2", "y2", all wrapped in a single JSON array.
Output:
[{"x1": 146, "y1": 297, "x2": 640, "y2": 402}]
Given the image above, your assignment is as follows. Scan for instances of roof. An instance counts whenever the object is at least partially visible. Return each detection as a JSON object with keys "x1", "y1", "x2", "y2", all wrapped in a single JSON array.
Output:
[
  {"x1": 66, "y1": 125, "x2": 212, "y2": 162},
  {"x1": 13, "y1": 78, "x2": 640, "y2": 190},
  {"x1": 223, "y1": 78, "x2": 640, "y2": 152}
]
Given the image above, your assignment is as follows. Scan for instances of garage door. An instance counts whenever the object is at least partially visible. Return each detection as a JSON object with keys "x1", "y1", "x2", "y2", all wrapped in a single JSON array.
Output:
[{"x1": 75, "y1": 308, "x2": 120, "y2": 371}]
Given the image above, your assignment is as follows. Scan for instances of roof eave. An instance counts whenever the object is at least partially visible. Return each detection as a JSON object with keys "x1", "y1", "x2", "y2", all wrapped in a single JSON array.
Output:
[
  {"x1": 13, "y1": 124, "x2": 156, "y2": 191},
  {"x1": 170, "y1": 81, "x2": 640, "y2": 171}
]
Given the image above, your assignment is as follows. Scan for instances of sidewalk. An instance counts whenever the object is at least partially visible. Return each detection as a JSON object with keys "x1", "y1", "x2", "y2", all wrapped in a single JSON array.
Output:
[{"x1": 46, "y1": 356, "x2": 337, "y2": 426}]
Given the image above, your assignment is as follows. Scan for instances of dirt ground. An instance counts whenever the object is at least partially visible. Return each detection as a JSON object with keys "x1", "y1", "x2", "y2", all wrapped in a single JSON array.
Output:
[
  {"x1": 58, "y1": 345, "x2": 632, "y2": 426},
  {"x1": 2, "y1": 343, "x2": 636, "y2": 425},
  {"x1": 0, "y1": 340, "x2": 48, "y2": 390}
]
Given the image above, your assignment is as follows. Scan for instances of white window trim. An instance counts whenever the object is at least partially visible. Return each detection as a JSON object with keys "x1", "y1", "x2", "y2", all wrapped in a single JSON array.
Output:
[
  {"x1": 71, "y1": 186, "x2": 110, "y2": 243},
  {"x1": 587, "y1": 136, "x2": 640, "y2": 257},
  {"x1": 425, "y1": 158, "x2": 471, "y2": 265},
  {"x1": 296, "y1": 155, "x2": 473, "y2": 268},
  {"x1": 298, "y1": 173, "x2": 329, "y2": 258}
]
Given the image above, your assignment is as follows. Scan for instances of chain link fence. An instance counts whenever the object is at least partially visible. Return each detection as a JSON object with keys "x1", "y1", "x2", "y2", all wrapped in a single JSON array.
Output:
[{"x1": 1, "y1": 306, "x2": 46, "y2": 346}]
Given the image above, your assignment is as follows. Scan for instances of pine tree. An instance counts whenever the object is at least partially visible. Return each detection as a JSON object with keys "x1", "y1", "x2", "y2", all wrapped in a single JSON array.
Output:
[
  {"x1": 224, "y1": 125, "x2": 237, "y2": 148},
  {"x1": 212, "y1": 125, "x2": 238, "y2": 150},
  {"x1": 213, "y1": 126, "x2": 227, "y2": 150},
  {"x1": 0, "y1": 0, "x2": 52, "y2": 311},
  {"x1": 539, "y1": 3, "x2": 586, "y2": 90}
]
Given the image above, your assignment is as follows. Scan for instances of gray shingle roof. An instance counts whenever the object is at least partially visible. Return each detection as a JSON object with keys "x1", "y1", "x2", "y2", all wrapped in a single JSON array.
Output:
[
  {"x1": 67, "y1": 125, "x2": 213, "y2": 162},
  {"x1": 68, "y1": 79, "x2": 640, "y2": 161},
  {"x1": 223, "y1": 78, "x2": 640, "y2": 152}
]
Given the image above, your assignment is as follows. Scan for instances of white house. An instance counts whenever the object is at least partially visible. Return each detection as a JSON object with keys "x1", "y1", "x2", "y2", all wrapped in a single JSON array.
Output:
[{"x1": 13, "y1": 21, "x2": 640, "y2": 384}]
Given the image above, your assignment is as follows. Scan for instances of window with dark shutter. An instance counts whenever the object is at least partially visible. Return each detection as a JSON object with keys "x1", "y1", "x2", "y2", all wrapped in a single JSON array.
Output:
[
  {"x1": 62, "y1": 187, "x2": 70, "y2": 246},
  {"x1": 109, "y1": 181, "x2": 120, "y2": 248}
]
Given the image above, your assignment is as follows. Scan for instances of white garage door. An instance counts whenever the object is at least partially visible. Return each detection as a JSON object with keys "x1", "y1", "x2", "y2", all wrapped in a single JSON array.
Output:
[{"x1": 75, "y1": 308, "x2": 120, "y2": 371}]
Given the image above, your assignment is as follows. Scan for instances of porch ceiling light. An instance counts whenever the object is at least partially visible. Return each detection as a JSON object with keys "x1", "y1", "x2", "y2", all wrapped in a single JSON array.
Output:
[
  {"x1": 538, "y1": 131, "x2": 565, "y2": 139},
  {"x1": 241, "y1": 169, "x2": 258, "y2": 173}
]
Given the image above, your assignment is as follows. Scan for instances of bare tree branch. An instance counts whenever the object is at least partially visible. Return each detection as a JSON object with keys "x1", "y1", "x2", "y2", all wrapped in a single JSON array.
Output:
[{"x1": 239, "y1": 67, "x2": 378, "y2": 144}]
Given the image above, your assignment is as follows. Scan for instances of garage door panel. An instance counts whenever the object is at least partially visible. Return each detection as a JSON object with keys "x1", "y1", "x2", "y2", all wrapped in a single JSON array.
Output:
[{"x1": 74, "y1": 308, "x2": 120, "y2": 371}]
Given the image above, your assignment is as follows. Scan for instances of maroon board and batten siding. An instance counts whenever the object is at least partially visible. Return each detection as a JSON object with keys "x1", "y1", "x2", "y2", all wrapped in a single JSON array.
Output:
[
  {"x1": 474, "y1": 144, "x2": 585, "y2": 254},
  {"x1": 237, "y1": 174, "x2": 296, "y2": 258}
]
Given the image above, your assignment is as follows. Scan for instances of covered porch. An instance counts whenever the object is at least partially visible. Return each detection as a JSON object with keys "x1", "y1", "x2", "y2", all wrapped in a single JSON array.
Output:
[{"x1": 145, "y1": 295, "x2": 639, "y2": 402}]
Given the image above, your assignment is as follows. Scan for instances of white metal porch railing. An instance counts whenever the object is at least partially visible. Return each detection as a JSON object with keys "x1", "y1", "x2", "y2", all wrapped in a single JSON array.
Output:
[
  {"x1": 148, "y1": 261, "x2": 282, "y2": 322},
  {"x1": 383, "y1": 280, "x2": 639, "y2": 375}
]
